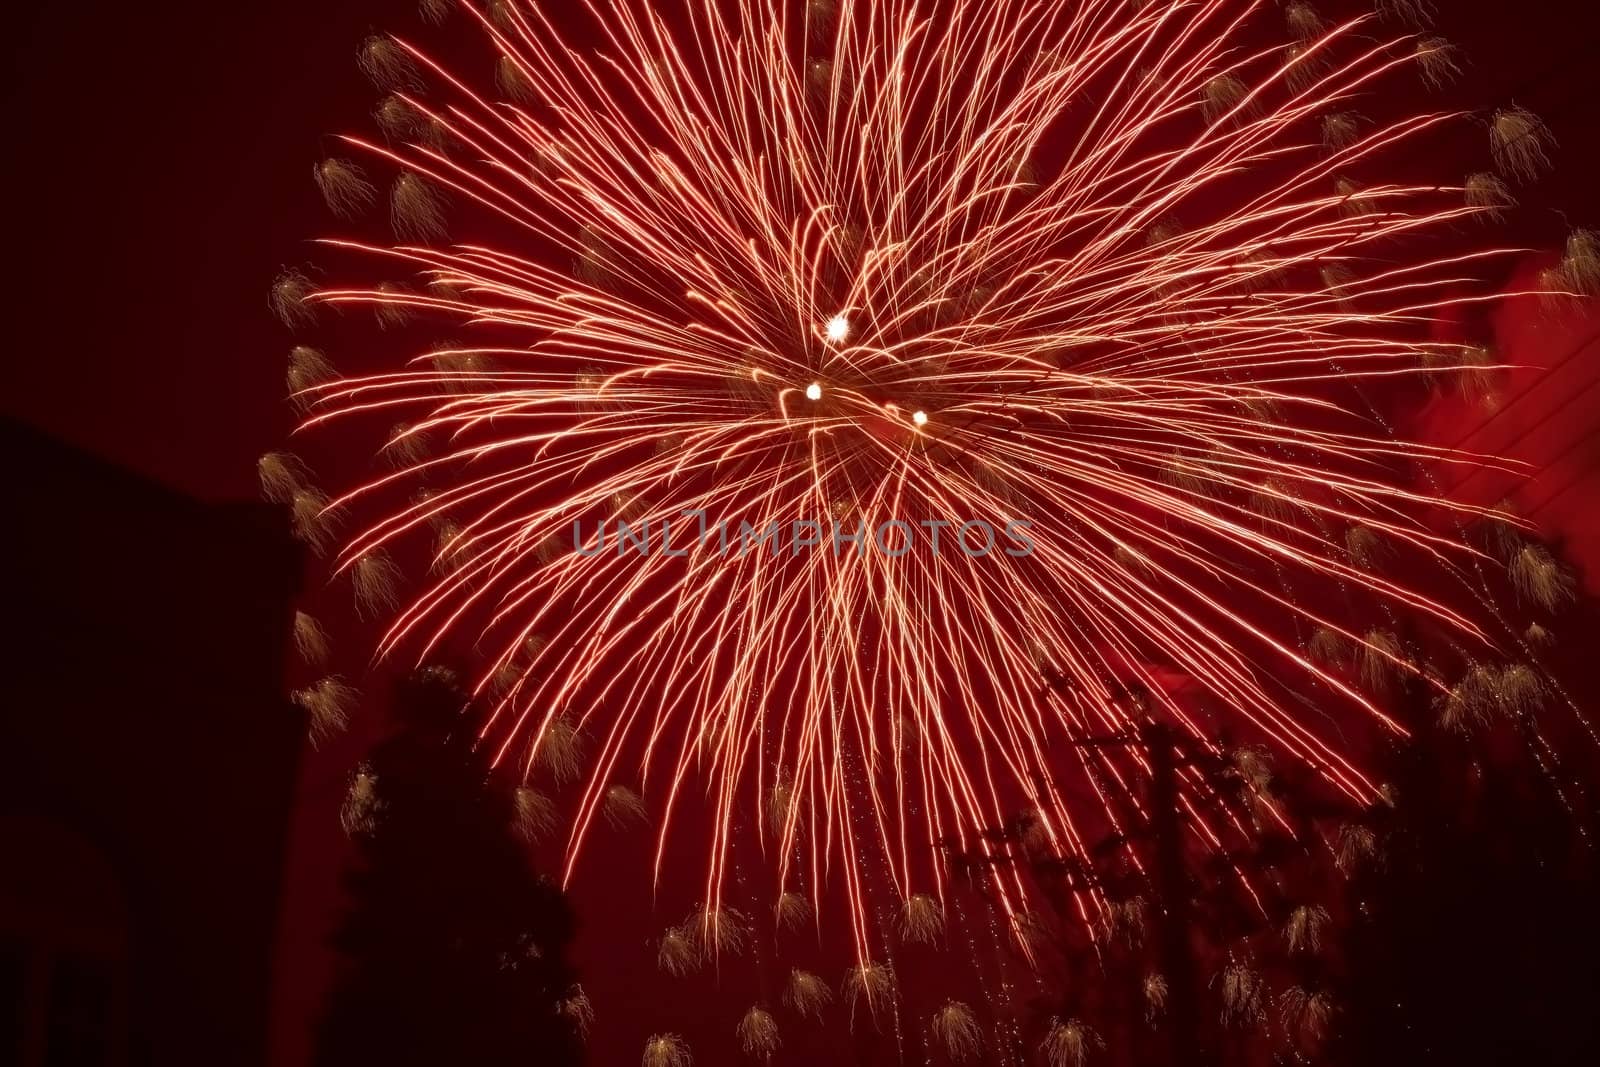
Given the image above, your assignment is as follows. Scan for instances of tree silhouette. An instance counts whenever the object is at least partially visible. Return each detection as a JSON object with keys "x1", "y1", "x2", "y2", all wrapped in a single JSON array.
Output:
[
  {"x1": 1335, "y1": 704, "x2": 1600, "y2": 1067},
  {"x1": 315, "y1": 667, "x2": 585, "y2": 1067}
]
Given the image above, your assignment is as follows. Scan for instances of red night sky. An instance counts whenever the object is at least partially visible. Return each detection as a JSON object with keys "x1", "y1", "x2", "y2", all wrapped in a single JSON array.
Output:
[{"x1": 4, "y1": 3, "x2": 1600, "y2": 1066}]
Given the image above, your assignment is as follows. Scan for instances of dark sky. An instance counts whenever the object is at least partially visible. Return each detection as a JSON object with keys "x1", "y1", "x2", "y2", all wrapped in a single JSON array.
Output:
[
  {"x1": 0, "y1": 0, "x2": 395, "y2": 500},
  {"x1": 4, "y1": 2, "x2": 1600, "y2": 1066}
]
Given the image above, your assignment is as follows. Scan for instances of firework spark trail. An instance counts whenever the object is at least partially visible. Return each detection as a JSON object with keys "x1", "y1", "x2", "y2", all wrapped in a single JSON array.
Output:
[{"x1": 294, "y1": 0, "x2": 1541, "y2": 959}]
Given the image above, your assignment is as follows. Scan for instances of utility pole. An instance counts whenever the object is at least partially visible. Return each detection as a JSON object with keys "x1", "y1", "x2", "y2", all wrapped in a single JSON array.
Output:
[
  {"x1": 1142, "y1": 719, "x2": 1206, "y2": 1067},
  {"x1": 1063, "y1": 714, "x2": 1209, "y2": 1067},
  {"x1": 1046, "y1": 671, "x2": 1211, "y2": 1067}
]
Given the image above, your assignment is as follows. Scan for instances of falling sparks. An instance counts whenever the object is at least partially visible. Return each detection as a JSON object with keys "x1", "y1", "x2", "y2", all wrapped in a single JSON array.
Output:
[
  {"x1": 930, "y1": 1000, "x2": 983, "y2": 1061},
  {"x1": 512, "y1": 786, "x2": 557, "y2": 842},
  {"x1": 1278, "y1": 986, "x2": 1337, "y2": 1046},
  {"x1": 294, "y1": 676, "x2": 356, "y2": 746},
  {"x1": 1490, "y1": 107, "x2": 1554, "y2": 182},
  {"x1": 1041, "y1": 1017, "x2": 1103, "y2": 1067},
  {"x1": 601, "y1": 784, "x2": 650, "y2": 830},
  {"x1": 285, "y1": 345, "x2": 335, "y2": 409},
  {"x1": 289, "y1": 487, "x2": 335, "y2": 555},
  {"x1": 271, "y1": 272, "x2": 316, "y2": 329},
  {"x1": 783, "y1": 969, "x2": 834, "y2": 1022},
  {"x1": 1464, "y1": 172, "x2": 1515, "y2": 220},
  {"x1": 843, "y1": 960, "x2": 896, "y2": 1026},
  {"x1": 775, "y1": 891, "x2": 810, "y2": 932},
  {"x1": 897, "y1": 893, "x2": 945, "y2": 945},
  {"x1": 1284, "y1": 904, "x2": 1331, "y2": 955},
  {"x1": 314, "y1": 158, "x2": 377, "y2": 219},
  {"x1": 291, "y1": 610, "x2": 331, "y2": 666},
  {"x1": 558, "y1": 985, "x2": 594, "y2": 1039},
  {"x1": 258, "y1": 451, "x2": 309, "y2": 504},
  {"x1": 1508, "y1": 544, "x2": 1575, "y2": 610},
  {"x1": 641, "y1": 1033, "x2": 692, "y2": 1067},
  {"x1": 1218, "y1": 960, "x2": 1267, "y2": 1027},
  {"x1": 339, "y1": 761, "x2": 380, "y2": 836},
  {"x1": 736, "y1": 1006, "x2": 781, "y2": 1058},
  {"x1": 656, "y1": 925, "x2": 701, "y2": 977},
  {"x1": 1336, "y1": 823, "x2": 1379, "y2": 875},
  {"x1": 532, "y1": 714, "x2": 584, "y2": 786},
  {"x1": 1143, "y1": 974, "x2": 1169, "y2": 1022},
  {"x1": 687, "y1": 904, "x2": 750, "y2": 957}
]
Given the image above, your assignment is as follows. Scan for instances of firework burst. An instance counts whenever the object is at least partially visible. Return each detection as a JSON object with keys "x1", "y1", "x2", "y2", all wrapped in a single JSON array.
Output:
[
  {"x1": 930, "y1": 1000, "x2": 984, "y2": 1061},
  {"x1": 736, "y1": 1006, "x2": 781, "y2": 1058},
  {"x1": 782, "y1": 968, "x2": 833, "y2": 1021},
  {"x1": 282, "y1": 0, "x2": 1566, "y2": 960}
]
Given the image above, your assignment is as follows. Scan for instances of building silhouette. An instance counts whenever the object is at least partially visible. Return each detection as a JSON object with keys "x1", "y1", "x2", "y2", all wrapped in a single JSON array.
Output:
[{"x1": 0, "y1": 418, "x2": 302, "y2": 1067}]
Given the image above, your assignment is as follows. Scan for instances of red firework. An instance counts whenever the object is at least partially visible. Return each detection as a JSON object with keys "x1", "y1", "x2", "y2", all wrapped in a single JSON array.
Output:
[{"x1": 271, "y1": 0, "x2": 1568, "y2": 963}]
